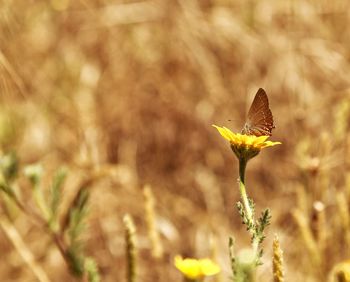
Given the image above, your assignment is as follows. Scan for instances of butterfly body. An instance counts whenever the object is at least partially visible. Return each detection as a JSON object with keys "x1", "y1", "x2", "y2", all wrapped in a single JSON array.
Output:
[{"x1": 241, "y1": 88, "x2": 275, "y2": 137}]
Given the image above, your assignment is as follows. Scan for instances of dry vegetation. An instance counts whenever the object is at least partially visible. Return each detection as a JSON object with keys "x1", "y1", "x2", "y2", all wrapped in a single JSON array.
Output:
[{"x1": 0, "y1": 0, "x2": 350, "y2": 281}]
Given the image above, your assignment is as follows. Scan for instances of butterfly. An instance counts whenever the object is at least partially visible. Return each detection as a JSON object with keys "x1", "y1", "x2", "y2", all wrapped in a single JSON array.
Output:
[{"x1": 241, "y1": 88, "x2": 275, "y2": 136}]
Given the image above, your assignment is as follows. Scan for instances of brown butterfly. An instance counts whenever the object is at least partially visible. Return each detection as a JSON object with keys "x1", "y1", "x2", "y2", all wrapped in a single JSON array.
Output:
[{"x1": 241, "y1": 88, "x2": 275, "y2": 136}]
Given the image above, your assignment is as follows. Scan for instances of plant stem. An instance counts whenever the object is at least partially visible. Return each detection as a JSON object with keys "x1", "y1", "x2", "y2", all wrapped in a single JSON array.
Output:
[
  {"x1": 2, "y1": 187, "x2": 73, "y2": 272},
  {"x1": 239, "y1": 158, "x2": 247, "y2": 184},
  {"x1": 238, "y1": 158, "x2": 258, "y2": 256},
  {"x1": 238, "y1": 158, "x2": 252, "y2": 221},
  {"x1": 33, "y1": 183, "x2": 50, "y2": 220},
  {"x1": 238, "y1": 179, "x2": 253, "y2": 224},
  {"x1": 184, "y1": 278, "x2": 202, "y2": 282}
]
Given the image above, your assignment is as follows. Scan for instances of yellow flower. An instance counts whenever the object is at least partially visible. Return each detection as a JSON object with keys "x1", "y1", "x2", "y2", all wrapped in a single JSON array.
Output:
[
  {"x1": 174, "y1": 255, "x2": 221, "y2": 280},
  {"x1": 213, "y1": 125, "x2": 281, "y2": 161},
  {"x1": 330, "y1": 260, "x2": 350, "y2": 282}
]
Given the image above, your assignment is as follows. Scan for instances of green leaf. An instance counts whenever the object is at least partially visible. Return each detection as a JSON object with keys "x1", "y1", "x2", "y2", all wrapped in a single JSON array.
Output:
[
  {"x1": 66, "y1": 188, "x2": 90, "y2": 277},
  {"x1": 0, "y1": 152, "x2": 18, "y2": 182},
  {"x1": 85, "y1": 257, "x2": 100, "y2": 282},
  {"x1": 229, "y1": 237, "x2": 236, "y2": 277},
  {"x1": 49, "y1": 167, "x2": 67, "y2": 224},
  {"x1": 66, "y1": 247, "x2": 85, "y2": 277},
  {"x1": 24, "y1": 164, "x2": 43, "y2": 187}
]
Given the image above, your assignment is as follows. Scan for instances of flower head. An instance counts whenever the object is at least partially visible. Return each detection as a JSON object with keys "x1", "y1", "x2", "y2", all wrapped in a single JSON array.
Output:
[
  {"x1": 213, "y1": 125, "x2": 281, "y2": 161},
  {"x1": 330, "y1": 259, "x2": 350, "y2": 281},
  {"x1": 174, "y1": 255, "x2": 220, "y2": 280}
]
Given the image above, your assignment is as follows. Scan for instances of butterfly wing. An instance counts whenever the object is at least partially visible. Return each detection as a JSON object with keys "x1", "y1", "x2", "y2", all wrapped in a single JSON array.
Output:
[{"x1": 242, "y1": 88, "x2": 275, "y2": 136}]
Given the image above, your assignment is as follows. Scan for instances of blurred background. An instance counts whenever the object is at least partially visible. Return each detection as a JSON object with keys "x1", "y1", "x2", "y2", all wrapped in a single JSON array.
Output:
[{"x1": 0, "y1": 0, "x2": 350, "y2": 281}]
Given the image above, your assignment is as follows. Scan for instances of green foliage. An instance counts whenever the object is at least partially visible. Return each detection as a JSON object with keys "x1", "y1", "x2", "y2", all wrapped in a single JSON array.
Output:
[
  {"x1": 231, "y1": 154, "x2": 274, "y2": 281},
  {"x1": 0, "y1": 152, "x2": 18, "y2": 182},
  {"x1": 0, "y1": 180, "x2": 15, "y2": 198},
  {"x1": 236, "y1": 201, "x2": 254, "y2": 232},
  {"x1": 67, "y1": 188, "x2": 89, "y2": 243},
  {"x1": 248, "y1": 198, "x2": 255, "y2": 216},
  {"x1": 24, "y1": 164, "x2": 43, "y2": 187},
  {"x1": 236, "y1": 201, "x2": 271, "y2": 267},
  {"x1": 85, "y1": 257, "x2": 101, "y2": 282},
  {"x1": 66, "y1": 248, "x2": 85, "y2": 277},
  {"x1": 50, "y1": 167, "x2": 67, "y2": 216},
  {"x1": 230, "y1": 248, "x2": 257, "y2": 282},
  {"x1": 229, "y1": 237, "x2": 236, "y2": 276},
  {"x1": 49, "y1": 167, "x2": 67, "y2": 231},
  {"x1": 59, "y1": 187, "x2": 100, "y2": 280},
  {"x1": 24, "y1": 163, "x2": 51, "y2": 219},
  {"x1": 0, "y1": 152, "x2": 18, "y2": 198},
  {"x1": 255, "y1": 209, "x2": 271, "y2": 244},
  {"x1": 0, "y1": 153, "x2": 100, "y2": 280},
  {"x1": 66, "y1": 188, "x2": 93, "y2": 277}
]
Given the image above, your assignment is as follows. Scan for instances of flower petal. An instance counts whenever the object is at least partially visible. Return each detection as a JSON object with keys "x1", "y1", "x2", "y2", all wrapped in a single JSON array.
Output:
[
  {"x1": 174, "y1": 256, "x2": 202, "y2": 279},
  {"x1": 199, "y1": 258, "x2": 221, "y2": 276},
  {"x1": 174, "y1": 256, "x2": 221, "y2": 279},
  {"x1": 213, "y1": 125, "x2": 281, "y2": 156},
  {"x1": 261, "y1": 141, "x2": 282, "y2": 148},
  {"x1": 254, "y1": 135, "x2": 269, "y2": 143},
  {"x1": 212, "y1": 125, "x2": 232, "y2": 141}
]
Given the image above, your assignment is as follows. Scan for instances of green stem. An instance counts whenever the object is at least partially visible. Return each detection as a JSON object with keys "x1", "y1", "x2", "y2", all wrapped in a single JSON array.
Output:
[
  {"x1": 238, "y1": 158, "x2": 251, "y2": 220},
  {"x1": 238, "y1": 179, "x2": 253, "y2": 222},
  {"x1": 239, "y1": 158, "x2": 246, "y2": 184},
  {"x1": 33, "y1": 184, "x2": 50, "y2": 220},
  {"x1": 184, "y1": 278, "x2": 202, "y2": 282},
  {"x1": 238, "y1": 158, "x2": 258, "y2": 256}
]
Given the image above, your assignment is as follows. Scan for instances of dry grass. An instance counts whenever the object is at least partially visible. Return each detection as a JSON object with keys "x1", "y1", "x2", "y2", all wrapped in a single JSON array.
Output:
[{"x1": 0, "y1": 0, "x2": 350, "y2": 281}]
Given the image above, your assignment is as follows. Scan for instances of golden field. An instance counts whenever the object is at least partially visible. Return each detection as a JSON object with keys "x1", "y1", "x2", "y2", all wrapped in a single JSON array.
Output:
[{"x1": 0, "y1": 0, "x2": 350, "y2": 281}]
